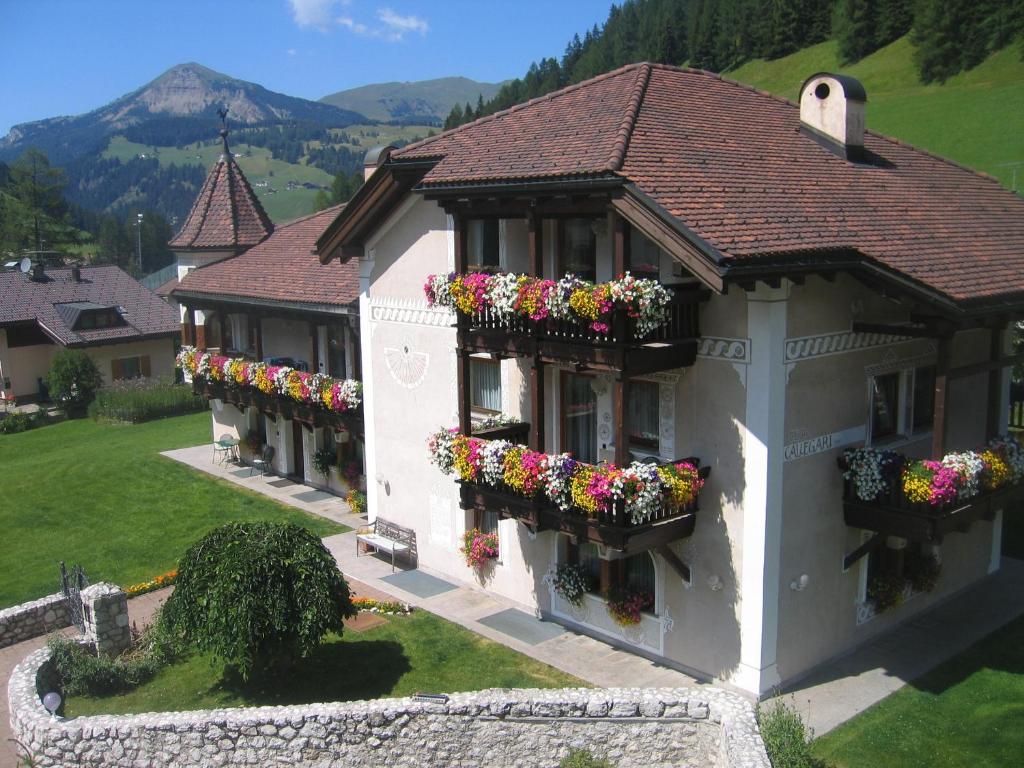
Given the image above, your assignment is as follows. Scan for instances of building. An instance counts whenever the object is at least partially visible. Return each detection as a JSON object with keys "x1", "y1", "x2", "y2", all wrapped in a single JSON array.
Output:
[
  {"x1": 315, "y1": 64, "x2": 1024, "y2": 697},
  {"x1": 0, "y1": 262, "x2": 179, "y2": 403},
  {"x1": 169, "y1": 122, "x2": 362, "y2": 491}
]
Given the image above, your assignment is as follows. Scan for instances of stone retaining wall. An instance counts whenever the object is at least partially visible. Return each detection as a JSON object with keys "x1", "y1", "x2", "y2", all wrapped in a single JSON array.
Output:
[
  {"x1": 9, "y1": 646, "x2": 770, "y2": 767},
  {"x1": 0, "y1": 594, "x2": 70, "y2": 649}
]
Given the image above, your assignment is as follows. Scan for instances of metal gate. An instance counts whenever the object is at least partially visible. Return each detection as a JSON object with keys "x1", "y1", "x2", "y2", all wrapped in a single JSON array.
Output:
[{"x1": 60, "y1": 561, "x2": 89, "y2": 632}]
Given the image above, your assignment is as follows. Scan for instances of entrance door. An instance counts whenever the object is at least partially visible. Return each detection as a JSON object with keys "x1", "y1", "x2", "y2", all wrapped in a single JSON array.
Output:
[{"x1": 292, "y1": 421, "x2": 305, "y2": 480}]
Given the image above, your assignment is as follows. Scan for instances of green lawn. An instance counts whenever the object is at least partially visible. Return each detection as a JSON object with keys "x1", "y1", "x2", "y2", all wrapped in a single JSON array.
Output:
[
  {"x1": 0, "y1": 412, "x2": 345, "y2": 608},
  {"x1": 66, "y1": 611, "x2": 585, "y2": 716},
  {"x1": 812, "y1": 615, "x2": 1024, "y2": 768},
  {"x1": 727, "y1": 37, "x2": 1024, "y2": 189}
]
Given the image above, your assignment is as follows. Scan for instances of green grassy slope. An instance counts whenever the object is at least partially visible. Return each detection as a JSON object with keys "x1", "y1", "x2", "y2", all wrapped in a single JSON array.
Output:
[
  {"x1": 320, "y1": 77, "x2": 503, "y2": 122},
  {"x1": 105, "y1": 121, "x2": 436, "y2": 223},
  {"x1": 727, "y1": 37, "x2": 1024, "y2": 189}
]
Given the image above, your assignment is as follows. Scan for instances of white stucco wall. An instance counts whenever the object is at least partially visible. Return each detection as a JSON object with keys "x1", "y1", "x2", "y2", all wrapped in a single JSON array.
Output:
[{"x1": 261, "y1": 317, "x2": 314, "y2": 367}]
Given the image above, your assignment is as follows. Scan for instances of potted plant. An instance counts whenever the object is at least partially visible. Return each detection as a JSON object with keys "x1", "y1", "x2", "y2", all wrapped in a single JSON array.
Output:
[
  {"x1": 552, "y1": 563, "x2": 591, "y2": 608},
  {"x1": 605, "y1": 586, "x2": 654, "y2": 626},
  {"x1": 312, "y1": 447, "x2": 335, "y2": 479},
  {"x1": 462, "y1": 528, "x2": 499, "y2": 569}
]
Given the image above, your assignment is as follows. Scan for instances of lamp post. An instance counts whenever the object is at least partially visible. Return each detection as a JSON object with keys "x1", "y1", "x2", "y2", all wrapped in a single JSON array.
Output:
[{"x1": 135, "y1": 213, "x2": 144, "y2": 275}]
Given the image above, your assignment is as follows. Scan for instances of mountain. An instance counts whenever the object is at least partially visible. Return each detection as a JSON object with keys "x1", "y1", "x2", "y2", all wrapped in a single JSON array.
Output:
[
  {"x1": 0, "y1": 62, "x2": 368, "y2": 164},
  {"x1": 319, "y1": 76, "x2": 504, "y2": 124}
]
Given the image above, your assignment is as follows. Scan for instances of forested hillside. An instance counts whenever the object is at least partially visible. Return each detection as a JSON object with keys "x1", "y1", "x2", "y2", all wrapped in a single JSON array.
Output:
[{"x1": 446, "y1": 0, "x2": 1023, "y2": 129}]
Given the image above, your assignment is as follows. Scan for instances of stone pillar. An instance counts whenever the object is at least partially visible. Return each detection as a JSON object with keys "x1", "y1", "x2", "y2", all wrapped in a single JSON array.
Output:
[{"x1": 81, "y1": 583, "x2": 131, "y2": 657}]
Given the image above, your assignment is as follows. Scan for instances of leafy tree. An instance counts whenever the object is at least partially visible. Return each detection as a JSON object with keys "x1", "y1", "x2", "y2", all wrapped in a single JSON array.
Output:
[
  {"x1": 3, "y1": 148, "x2": 76, "y2": 253},
  {"x1": 46, "y1": 349, "x2": 104, "y2": 416},
  {"x1": 160, "y1": 521, "x2": 357, "y2": 680}
]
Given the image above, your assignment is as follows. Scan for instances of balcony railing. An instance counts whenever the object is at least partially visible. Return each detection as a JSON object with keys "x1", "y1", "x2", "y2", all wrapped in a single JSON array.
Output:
[
  {"x1": 840, "y1": 475, "x2": 1019, "y2": 545},
  {"x1": 432, "y1": 423, "x2": 710, "y2": 553},
  {"x1": 196, "y1": 380, "x2": 361, "y2": 429},
  {"x1": 461, "y1": 289, "x2": 704, "y2": 375},
  {"x1": 838, "y1": 442, "x2": 1023, "y2": 556}
]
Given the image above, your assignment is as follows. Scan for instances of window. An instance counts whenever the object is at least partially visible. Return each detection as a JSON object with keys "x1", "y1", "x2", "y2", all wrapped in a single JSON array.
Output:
[
  {"x1": 327, "y1": 324, "x2": 347, "y2": 378},
  {"x1": 628, "y1": 380, "x2": 660, "y2": 454},
  {"x1": 566, "y1": 539, "x2": 657, "y2": 612},
  {"x1": 559, "y1": 219, "x2": 597, "y2": 282},
  {"x1": 868, "y1": 364, "x2": 936, "y2": 444},
  {"x1": 75, "y1": 308, "x2": 124, "y2": 330},
  {"x1": 869, "y1": 372, "x2": 900, "y2": 441},
  {"x1": 629, "y1": 228, "x2": 661, "y2": 280},
  {"x1": 111, "y1": 355, "x2": 150, "y2": 380},
  {"x1": 470, "y1": 358, "x2": 501, "y2": 413},
  {"x1": 912, "y1": 365, "x2": 936, "y2": 432},
  {"x1": 467, "y1": 219, "x2": 500, "y2": 271},
  {"x1": 477, "y1": 509, "x2": 501, "y2": 561},
  {"x1": 562, "y1": 372, "x2": 597, "y2": 463}
]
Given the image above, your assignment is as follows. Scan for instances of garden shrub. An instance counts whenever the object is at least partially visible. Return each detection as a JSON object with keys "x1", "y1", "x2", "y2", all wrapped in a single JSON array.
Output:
[
  {"x1": 48, "y1": 622, "x2": 180, "y2": 696},
  {"x1": 160, "y1": 521, "x2": 356, "y2": 680},
  {"x1": 0, "y1": 409, "x2": 50, "y2": 434},
  {"x1": 46, "y1": 349, "x2": 103, "y2": 416},
  {"x1": 88, "y1": 376, "x2": 206, "y2": 423},
  {"x1": 756, "y1": 700, "x2": 827, "y2": 768},
  {"x1": 560, "y1": 749, "x2": 614, "y2": 768}
]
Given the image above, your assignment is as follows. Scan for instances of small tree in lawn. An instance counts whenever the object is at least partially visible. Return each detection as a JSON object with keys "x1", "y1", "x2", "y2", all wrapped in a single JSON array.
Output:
[
  {"x1": 160, "y1": 521, "x2": 356, "y2": 680},
  {"x1": 46, "y1": 349, "x2": 103, "y2": 416}
]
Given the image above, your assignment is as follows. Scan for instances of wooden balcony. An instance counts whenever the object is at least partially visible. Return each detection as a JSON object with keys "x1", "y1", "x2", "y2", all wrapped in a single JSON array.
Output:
[
  {"x1": 841, "y1": 476, "x2": 1021, "y2": 547},
  {"x1": 195, "y1": 381, "x2": 361, "y2": 430},
  {"x1": 459, "y1": 457, "x2": 710, "y2": 554},
  {"x1": 458, "y1": 288, "x2": 705, "y2": 376}
]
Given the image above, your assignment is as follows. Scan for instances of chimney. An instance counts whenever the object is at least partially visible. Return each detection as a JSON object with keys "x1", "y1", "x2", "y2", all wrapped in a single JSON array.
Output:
[
  {"x1": 363, "y1": 145, "x2": 395, "y2": 182},
  {"x1": 71, "y1": 264, "x2": 82, "y2": 282},
  {"x1": 30, "y1": 261, "x2": 45, "y2": 282},
  {"x1": 799, "y1": 73, "x2": 867, "y2": 161}
]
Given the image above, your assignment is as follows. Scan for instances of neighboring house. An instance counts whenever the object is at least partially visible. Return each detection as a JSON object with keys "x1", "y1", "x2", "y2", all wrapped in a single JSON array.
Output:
[
  {"x1": 0, "y1": 262, "x2": 179, "y2": 403},
  {"x1": 168, "y1": 126, "x2": 362, "y2": 491},
  {"x1": 315, "y1": 64, "x2": 1024, "y2": 698}
]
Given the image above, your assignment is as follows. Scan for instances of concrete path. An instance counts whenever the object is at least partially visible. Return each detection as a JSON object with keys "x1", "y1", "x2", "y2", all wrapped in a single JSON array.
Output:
[{"x1": 778, "y1": 557, "x2": 1024, "y2": 736}]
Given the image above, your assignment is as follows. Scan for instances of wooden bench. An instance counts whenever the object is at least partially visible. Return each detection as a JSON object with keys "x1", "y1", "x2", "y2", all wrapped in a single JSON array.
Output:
[{"x1": 356, "y1": 518, "x2": 415, "y2": 571}]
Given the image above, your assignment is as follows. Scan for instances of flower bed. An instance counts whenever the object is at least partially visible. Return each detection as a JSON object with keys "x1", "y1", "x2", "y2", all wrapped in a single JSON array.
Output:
[
  {"x1": 428, "y1": 427, "x2": 704, "y2": 526},
  {"x1": 125, "y1": 570, "x2": 177, "y2": 597},
  {"x1": 351, "y1": 597, "x2": 412, "y2": 615},
  {"x1": 424, "y1": 271, "x2": 673, "y2": 337},
  {"x1": 840, "y1": 435, "x2": 1024, "y2": 508},
  {"x1": 176, "y1": 347, "x2": 361, "y2": 413}
]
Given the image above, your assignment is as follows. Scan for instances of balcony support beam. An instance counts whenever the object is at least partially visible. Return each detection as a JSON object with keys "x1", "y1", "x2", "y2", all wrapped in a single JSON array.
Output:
[
  {"x1": 656, "y1": 545, "x2": 691, "y2": 583},
  {"x1": 613, "y1": 213, "x2": 629, "y2": 277},
  {"x1": 252, "y1": 315, "x2": 263, "y2": 361},
  {"x1": 987, "y1": 327, "x2": 1006, "y2": 440},
  {"x1": 843, "y1": 532, "x2": 883, "y2": 571},
  {"x1": 457, "y1": 350, "x2": 473, "y2": 437},
  {"x1": 932, "y1": 334, "x2": 953, "y2": 458}
]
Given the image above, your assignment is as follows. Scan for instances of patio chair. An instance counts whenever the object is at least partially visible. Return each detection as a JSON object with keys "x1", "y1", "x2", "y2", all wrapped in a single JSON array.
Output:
[
  {"x1": 250, "y1": 445, "x2": 275, "y2": 477},
  {"x1": 212, "y1": 433, "x2": 233, "y2": 464}
]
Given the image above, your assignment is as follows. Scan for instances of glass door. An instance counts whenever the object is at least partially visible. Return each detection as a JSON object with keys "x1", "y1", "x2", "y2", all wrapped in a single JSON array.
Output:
[{"x1": 562, "y1": 372, "x2": 597, "y2": 464}]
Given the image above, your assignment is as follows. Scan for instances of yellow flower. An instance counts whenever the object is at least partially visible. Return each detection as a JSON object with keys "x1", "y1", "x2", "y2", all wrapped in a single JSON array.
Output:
[
  {"x1": 568, "y1": 288, "x2": 599, "y2": 321},
  {"x1": 503, "y1": 448, "x2": 527, "y2": 491},
  {"x1": 570, "y1": 466, "x2": 599, "y2": 515},
  {"x1": 982, "y1": 450, "x2": 1011, "y2": 489}
]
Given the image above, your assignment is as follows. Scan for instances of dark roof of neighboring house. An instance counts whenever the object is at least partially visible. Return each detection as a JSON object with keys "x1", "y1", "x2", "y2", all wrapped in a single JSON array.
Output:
[
  {"x1": 0, "y1": 265, "x2": 180, "y2": 346},
  {"x1": 382, "y1": 62, "x2": 1024, "y2": 307},
  {"x1": 169, "y1": 149, "x2": 274, "y2": 250},
  {"x1": 172, "y1": 205, "x2": 358, "y2": 311}
]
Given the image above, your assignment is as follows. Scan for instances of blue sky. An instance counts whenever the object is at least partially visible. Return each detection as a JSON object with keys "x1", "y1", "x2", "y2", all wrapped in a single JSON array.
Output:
[{"x1": 0, "y1": 0, "x2": 612, "y2": 135}]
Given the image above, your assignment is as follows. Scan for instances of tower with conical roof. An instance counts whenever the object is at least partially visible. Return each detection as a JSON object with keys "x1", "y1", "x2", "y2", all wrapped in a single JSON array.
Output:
[{"x1": 170, "y1": 108, "x2": 274, "y2": 346}]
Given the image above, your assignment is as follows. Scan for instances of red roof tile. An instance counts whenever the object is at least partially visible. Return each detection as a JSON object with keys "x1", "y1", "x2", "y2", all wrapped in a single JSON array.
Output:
[
  {"x1": 0, "y1": 265, "x2": 180, "y2": 346},
  {"x1": 173, "y1": 206, "x2": 357, "y2": 309},
  {"x1": 169, "y1": 151, "x2": 274, "y2": 250},
  {"x1": 393, "y1": 63, "x2": 1024, "y2": 305}
]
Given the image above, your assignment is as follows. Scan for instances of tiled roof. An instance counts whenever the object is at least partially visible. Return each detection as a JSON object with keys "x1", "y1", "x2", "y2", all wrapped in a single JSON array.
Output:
[
  {"x1": 173, "y1": 205, "x2": 358, "y2": 310},
  {"x1": 394, "y1": 63, "x2": 1024, "y2": 305},
  {"x1": 169, "y1": 150, "x2": 274, "y2": 250},
  {"x1": 0, "y1": 265, "x2": 180, "y2": 346}
]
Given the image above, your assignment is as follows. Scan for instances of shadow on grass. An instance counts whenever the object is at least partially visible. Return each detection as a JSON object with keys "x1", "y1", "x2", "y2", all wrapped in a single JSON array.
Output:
[
  {"x1": 909, "y1": 614, "x2": 1024, "y2": 696},
  {"x1": 215, "y1": 639, "x2": 413, "y2": 705}
]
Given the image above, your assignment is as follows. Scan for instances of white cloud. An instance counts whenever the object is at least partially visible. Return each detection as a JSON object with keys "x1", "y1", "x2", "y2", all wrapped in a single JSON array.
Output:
[
  {"x1": 337, "y1": 15, "x2": 370, "y2": 35},
  {"x1": 286, "y1": 48, "x2": 298, "y2": 56},
  {"x1": 288, "y1": 0, "x2": 349, "y2": 30},
  {"x1": 377, "y1": 7, "x2": 428, "y2": 40}
]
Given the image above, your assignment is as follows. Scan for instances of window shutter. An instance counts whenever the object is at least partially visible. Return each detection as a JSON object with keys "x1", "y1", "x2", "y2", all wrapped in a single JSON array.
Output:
[
  {"x1": 111, "y1": 359, "x2": 124, "y2": 380},
  {"x1": 140, "y1": 355, "x2": 151, "y2": 377}
]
